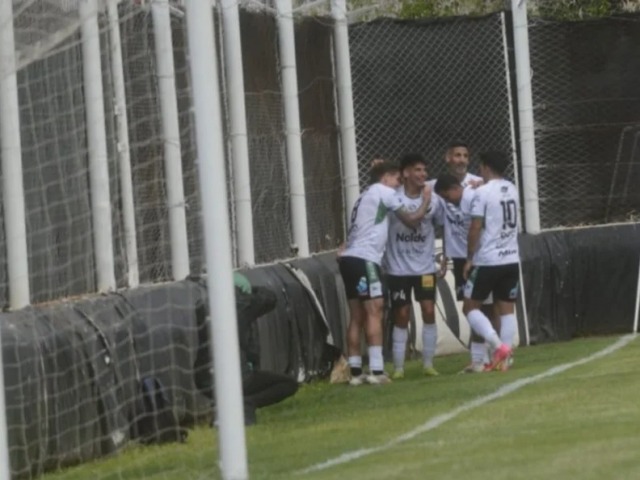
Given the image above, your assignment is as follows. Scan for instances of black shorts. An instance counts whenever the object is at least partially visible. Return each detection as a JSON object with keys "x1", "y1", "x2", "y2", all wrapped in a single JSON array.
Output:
[
  {"x1": 338, "y1": 256, "x2": 384, "y2": 300},
  {"x1": 452, "y1": 258, "x2": 467, "y2": 301},
  {"x1": 464, "y1": 263, "x2": 520, "y2": 302},
  {"x1": 387, "y1": 274, "x2": 437, "y2": 308}
]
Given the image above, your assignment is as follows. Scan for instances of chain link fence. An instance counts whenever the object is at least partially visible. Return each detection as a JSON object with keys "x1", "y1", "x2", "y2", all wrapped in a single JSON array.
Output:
[
  {"x1": 528, "y1": 14, "x2": 640, "y2": 228},
  {"x1": 349, "y1": 13, "x2": 516, "y2": 186}
]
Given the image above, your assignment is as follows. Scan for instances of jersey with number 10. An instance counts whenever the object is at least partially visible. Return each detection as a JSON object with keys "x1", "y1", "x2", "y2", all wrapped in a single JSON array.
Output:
[
  {"x1": 470, "y1": 178, "x2": 519, "y2": 266},
  {"x1": 342, "y1": 183, "x2": 403, "y2": 265}
]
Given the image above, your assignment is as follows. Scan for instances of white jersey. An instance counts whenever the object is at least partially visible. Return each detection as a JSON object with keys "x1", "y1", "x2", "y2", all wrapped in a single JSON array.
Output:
[
  {"x1": 342, "y1": 183, "x2": 404, "y2": 265},
  {"x1": 470, "y1": 178, "x2": 520, "y2": 266},
  {"x1": 435, "y1": 172, "x2": 483, "y2": 259},
  {"x1": 442, "y1": 187, "x2": 476, "y2": 259},
  {"x1": 384, "y1": 187, "x2": 442, "y2": 276}
]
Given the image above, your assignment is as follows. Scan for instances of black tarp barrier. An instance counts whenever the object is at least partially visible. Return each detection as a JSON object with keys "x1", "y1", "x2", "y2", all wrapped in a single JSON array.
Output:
[
  {"x1": 520, "y1": 223, "x2": 640, "y2": 343},
  {"x1": 1, "y1": 253, "x2": 344, "y2": 478},
  {"x1": 6, "y1": 230, "x2": 639, "y2": 477},
  {"x1": 2, "y1": 297, "x2": 141, "y2": 478}
]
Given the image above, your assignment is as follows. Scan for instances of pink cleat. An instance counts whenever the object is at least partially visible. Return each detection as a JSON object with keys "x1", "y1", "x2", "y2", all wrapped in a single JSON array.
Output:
[{"x1": 491, "y1": 344, "x2": 512, "y2": 372}]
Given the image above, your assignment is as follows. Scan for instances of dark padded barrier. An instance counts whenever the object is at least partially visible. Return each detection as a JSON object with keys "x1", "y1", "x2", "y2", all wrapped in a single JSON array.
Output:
[
  {"x1": 520, "y1": 223, "x2": 640, "y2": 343},
  {"x1": 120, "y1": 280, "x2": 211, "y2": 424},
  {"x1": 8, "y1": 228, "x2": 640, "y2": 477},
  {"x1": 2, "y1": 296, "x2": 141, "y2": 478},
  {"x1": 236, "y1": 252, "x2": 346, "y2": 381},
  {"x1": 1, "y1": 253, "x2": 344, "y2": 478}
]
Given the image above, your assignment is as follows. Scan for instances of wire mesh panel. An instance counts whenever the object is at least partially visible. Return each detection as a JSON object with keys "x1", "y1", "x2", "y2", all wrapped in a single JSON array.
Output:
[
  {"x1": 240, "y1": 10, "x2": 292, "y2": 263},
  {"x1": 119, "y1": 6, "x2": 173, "y2": 283},
  {"x1": 295, "y1": 17, "x2": 344, "y2": 252},
  {"x1": 349, "y1": 13, "x2": 515, "y2": 184},
  {"x1": 528, "y1": 14, "x2": 640, "y2": 228}
]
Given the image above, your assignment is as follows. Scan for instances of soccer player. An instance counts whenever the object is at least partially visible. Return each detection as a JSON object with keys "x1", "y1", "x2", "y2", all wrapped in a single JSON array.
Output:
[
  {"x1": 339, "y1": 160, "x2": 432, "y2": 385},
  {"x1": 435, "y1": 141, "x2": 497, "y2": 372},
  {"x1": 435, "y1": 173, "x2": 495, "y2": 372},
  {"x1": 385, "y1": 153, "x2": 443, "y2": 379},
  {"x1": 443, "y1": 140, "x2": 483, "y2": 187},
  {"x1": 462, "y1": 150, "x2": 519, "y2": 371}
]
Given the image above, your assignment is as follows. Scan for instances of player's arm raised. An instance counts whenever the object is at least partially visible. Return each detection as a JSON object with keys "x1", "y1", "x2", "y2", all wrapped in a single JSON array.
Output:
[{"x1": 394, "y1": 183, "x2": 432, "y2": 229}]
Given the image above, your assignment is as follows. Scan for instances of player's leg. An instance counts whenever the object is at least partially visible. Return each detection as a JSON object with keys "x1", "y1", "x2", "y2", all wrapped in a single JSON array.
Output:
[
  {"x1": 389, "y1": 275, "x2": 411, "y2": 379},
  {"x1": 338, "y1": 257, "x2": 368, "y2": 385},
  {"x1": 479, "y1": 298, "x2": 499, "y2": 366},
  {"x1": 455, "y1": 258, "x2": 488, "y2": 373},
  {"x1": 492, "y1": 263, "x2": 520, "y2": 370},
  {"x1": 463, "y1": 266, "x2": 510, "y2": 369},
  {"x1": 415, "y1": 274, "x2": 438, "y2": 376},
  {"x1": 363, "y1": 296, "x2": 390, "y2": 384},
  {"x1": 361, "y1": 261, "x2": 390, "y2": 384}
]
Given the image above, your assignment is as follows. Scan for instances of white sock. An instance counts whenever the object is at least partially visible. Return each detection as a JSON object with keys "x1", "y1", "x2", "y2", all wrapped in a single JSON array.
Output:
[
  {"x1": 500, "y1": 314, "x2": 517, "y2": 347},
  {"x1": 483, "y1": 343, "x2": 492, "y2": 364},
  {"x1": 467, "y1": 309, "x2": 501, "y2": 349},
  {"x1": 392, "y1": 326, "x2": 408, "y2": 371},
  {"x1": 422, "y1": 323, "x2": 437, "y2": 368},
  {"x1": 470, "y1": 341, "x2": 486, "y2": 365},
  {"x1": 348, "y1": 355, "x2": 362, "y2": 370},
  {"x1": 368, "y1": 345, "x2": 384, "y2": 373}
]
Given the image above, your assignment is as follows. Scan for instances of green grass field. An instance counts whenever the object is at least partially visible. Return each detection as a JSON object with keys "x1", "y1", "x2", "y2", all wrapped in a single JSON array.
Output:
[{"x1": 44, "y1": 335, "x2": 640, "y2": 480}]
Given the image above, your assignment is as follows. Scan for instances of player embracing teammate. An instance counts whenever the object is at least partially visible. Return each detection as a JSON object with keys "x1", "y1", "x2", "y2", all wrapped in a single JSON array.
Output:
[
  {"x1": 338, "y1": 147, "x2": 520, "y2": 384},
  {"x1": 437, "y1": 150, "x2": 520, "y2": 371}
]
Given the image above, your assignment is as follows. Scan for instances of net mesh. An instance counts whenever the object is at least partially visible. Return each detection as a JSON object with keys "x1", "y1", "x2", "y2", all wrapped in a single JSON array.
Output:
[
  {"x1": 528, "y1": 14, "x2": 640, "y2": 228},
  {"x1": 2, "y1": 1, "x2": 343, "y2": 477},
  {"x1": 349, "y1": 13, "x2": 516, "y2": 186}
]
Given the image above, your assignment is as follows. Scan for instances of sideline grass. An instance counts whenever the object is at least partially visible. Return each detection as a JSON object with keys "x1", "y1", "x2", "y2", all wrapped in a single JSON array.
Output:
[{"x1": 43, "y1": 336, "x2": 638, "y2": 480}]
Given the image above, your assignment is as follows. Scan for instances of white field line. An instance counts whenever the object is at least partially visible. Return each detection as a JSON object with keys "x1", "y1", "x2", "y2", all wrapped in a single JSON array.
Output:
[{"x1": 298, "y1": 334, "x2": 636, "y2": 475}]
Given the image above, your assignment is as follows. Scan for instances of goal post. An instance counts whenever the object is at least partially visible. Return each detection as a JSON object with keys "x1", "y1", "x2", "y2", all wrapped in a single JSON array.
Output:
[{"x1": 185, "y1": 3, "x2": 249, "y2": 479}]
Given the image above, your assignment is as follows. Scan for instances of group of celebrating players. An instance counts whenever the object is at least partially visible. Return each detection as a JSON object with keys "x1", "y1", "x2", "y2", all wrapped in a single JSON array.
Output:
[{"x1": 338, "y1": 142, "x2": 521, "y2": 385}]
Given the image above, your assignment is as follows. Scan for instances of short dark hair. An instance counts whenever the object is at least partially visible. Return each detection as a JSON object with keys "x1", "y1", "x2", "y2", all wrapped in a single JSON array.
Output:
[
  {"x1": 399, "y1": 153, "x2": 427, "y2": 171},
  {"x1": 479, "y1": 150, "x2": 509, "y2": 176},
  {"x1": 369, "y1": 160, "x2": 399, "y2": 183},
  {"x1": 447, "y1": 140, "x2": 469, "y2": 152},
  {"x1": 434, "y1": 173, "x2": 461, "y2": 195}
]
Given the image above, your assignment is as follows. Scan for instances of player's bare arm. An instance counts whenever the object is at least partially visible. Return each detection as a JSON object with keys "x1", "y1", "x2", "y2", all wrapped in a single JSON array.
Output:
[
  {"x1": 394, "y1": 184, "x2": 432, "y2": 229},
  {"x1": 464, "y1": 217, "x2": 483, "y2": 280}
]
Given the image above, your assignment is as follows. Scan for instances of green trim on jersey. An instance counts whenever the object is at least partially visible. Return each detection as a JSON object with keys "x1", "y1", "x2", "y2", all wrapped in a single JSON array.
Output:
[{"x1": 374, "y1": 200, "x2": 389, "y2": 224}]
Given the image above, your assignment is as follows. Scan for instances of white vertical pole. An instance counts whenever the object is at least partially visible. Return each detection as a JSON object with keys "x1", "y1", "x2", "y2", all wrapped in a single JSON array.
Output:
[
  {"x1": 80, "y1": 0, "x2": 117, "y2": 292},
  {"x1": 107, "y1": 0, "x2": 139, "y2": 288},
  {"x1": 152, "y1": 0, "x2": 190, "y2": 279},
  {"x1": 0, "y1": 0, "x2": 18, "y2": 474},
  {"x1": 331, "y1": 0, "x2": 360, "y2": 226},
  {"x1": 185, "y1": 1, "x2": 248, "y2": 479},
  {"x1": 275, "y1": 0, "x2": 310, "y2": 257},
  {"x1": 0, "y1": 0, "x2": 30, "y2": 309},
  {"x1": 220, "y1": 0, "x2": 255, "y2": 267},
  {"x1": 633, "y1": 257, "x2": 640, "y2": 334},
  {"x1": 511, "y1": 0, "x2": 540, "y2": 234}
]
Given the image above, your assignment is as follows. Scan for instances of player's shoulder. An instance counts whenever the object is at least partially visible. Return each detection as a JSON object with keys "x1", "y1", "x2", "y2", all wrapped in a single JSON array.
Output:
[
  {"x1": 465, "y1": 172, "x2": 483, "y2": 183},
  {"x1": 369, "y1": 182, "x2": 394, "y2": 196}
]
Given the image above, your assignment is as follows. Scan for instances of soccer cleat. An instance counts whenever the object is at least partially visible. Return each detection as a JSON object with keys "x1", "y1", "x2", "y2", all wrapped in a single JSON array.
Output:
[
  {"x1": 490, "y1": 344, "x2": 513, "y2": 372},
  {"x1": 423, "y1": 366, "x2": 440, "y2": 377},
  {"x1": 348, "y1": 374, "x2": 368, "y2": 386},
  {"x1": 366, "y1": 373, "x2": 392, "y2": 385},
  {"x1": 391, "y1": 370, "x2": 405, "y2": 380}
]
